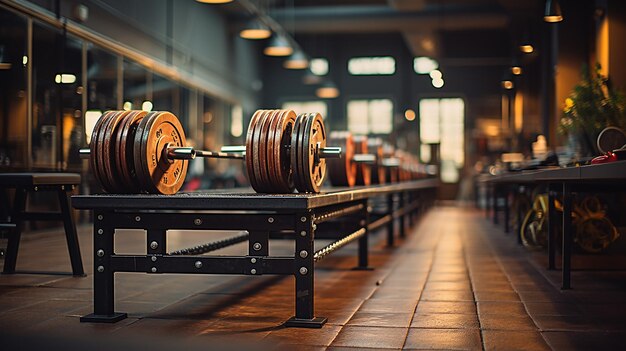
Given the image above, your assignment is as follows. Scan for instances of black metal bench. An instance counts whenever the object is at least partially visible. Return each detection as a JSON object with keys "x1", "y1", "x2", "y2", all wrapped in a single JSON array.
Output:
[
  {"x1": 0, "y1": 173, "x2": 84, "y2": 276},
  {"x1": 72, "y1": 179, "x2": 438, "y2": 327}
]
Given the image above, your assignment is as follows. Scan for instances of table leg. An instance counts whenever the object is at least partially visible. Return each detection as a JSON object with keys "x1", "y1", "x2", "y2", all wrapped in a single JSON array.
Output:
[
  {"x1": 561, "y1": 183, "x2": 572, "y2": 289},
  {"x1": 58, "y1": 188, "x2": 85, "y2": 276}
]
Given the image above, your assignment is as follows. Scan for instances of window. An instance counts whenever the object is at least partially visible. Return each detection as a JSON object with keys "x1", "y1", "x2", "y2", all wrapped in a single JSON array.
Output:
[
  {"x1": 282, "y1": 101, "x2": 328, "y2": 119},
  {"x1": 413, "y1": 57, "x2": 438, "y2": 74},
  {"x1": 310, "y1": 58, "x2": 328, "y2": 76},
  {"x1": 419, "y1": 98, "x2": 464, "y2": 183},
  {"x1": 347, "y1": 99, "x2": 393, "y2": 134},
  {"x1": 348, "y1": 56, "x2": 395, "y2": 75}
]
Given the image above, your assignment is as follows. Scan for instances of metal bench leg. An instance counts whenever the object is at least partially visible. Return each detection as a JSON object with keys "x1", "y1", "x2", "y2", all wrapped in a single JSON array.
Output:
[
  {"x1": 387, "y1": 194, "x2": 394, "y2": 246},
  {"x1": 57, "y1": 188, "x2": 85, "y2": 276},
  {"x1": 81, "y1": 212, "x2": 126, "y2": 322},
  {"x1": 286, "y1": 211, "x2": 326, "y2": 328},
  {"x1": 399, "y1": 192, "x2": 406, "y2": 238},
  {"x1": 3, "y1": 187, "x2": 26, "y2": 274},
  {"x1": 355, "y1": 200, "x2": 372, "y2": 271},
  {"x1": 547, "y1": 188, "x2": 556, "y2": 269}
]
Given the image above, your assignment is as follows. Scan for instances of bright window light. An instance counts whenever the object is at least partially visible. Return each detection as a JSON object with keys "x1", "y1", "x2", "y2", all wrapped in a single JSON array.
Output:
[
  {"x1": 282, "y1": 101, "x2": 328, "y2": 119},
  {"x1": 142, "y1": 101, "x2": 153, "y2": 111},
  {"x1": 432, "y1": 78, "x2": 444, "y2": 88},
  {"x1": 429, "y1": 70, "x2": 442, "y2": 79},
  {"x1": 55, "y1": 74, "x2": 76, "y2": 84},
  {"x1": 414, "y1": 57, "x2": 438, "y2": 74},
  {"x1": 85, "y1": 110, "x2": 102, "y2": 144},
  {"x1": 419, "y1": 98, "x2": 465, "y2": 183},
  {"x1": 347, "y1": 99, "x2": 393, "y2": 134},
  {"x1": 348, "y1": 57, "x2": 396, "y2": 75},
  {"x1": 231, "y1": 105, "x2": 243, "y2": 137},
  {"x1": 310, "y1": 58, "x2": 329, "y2": 76}
]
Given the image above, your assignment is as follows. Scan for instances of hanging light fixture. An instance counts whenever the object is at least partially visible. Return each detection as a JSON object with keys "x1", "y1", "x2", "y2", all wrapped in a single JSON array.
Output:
[
  {"x1": 316, "y1": 81, "x2": 340, "y2": 99},
  {"x1": 511, "y1": 57, "x2": 522, "y2": 75},
  {"x1": 544, "y1": 0, "x2": 563, "y2": 23},
  {"x1": 284, "y1": 50, "x2": 309, "y2": 69},
  {"x1": 302, "y1": 69, "x2": 322, "y2": 85},
  {"x1": 264, "y1": 35, "x2": 293, "y2": 56},
  {"x1": 240, "y1": 19, "x2": 271, "y2": 40}
]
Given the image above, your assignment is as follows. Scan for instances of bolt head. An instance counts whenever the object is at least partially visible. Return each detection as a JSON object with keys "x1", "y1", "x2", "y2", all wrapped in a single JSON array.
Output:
[
  {"x1": 96, "y1": 249, "x2": 104, "y2": 257},
  {"x1": 300, "y1": 216, "x2": 307, "y2": 222},
  {"x1": 268, "y1": 217, "x2": 274, "y2": 223},
  {"x1": 194, "y1": 218, "x2": 202, "y2": 225},
  {"x1": 300, "y1": 230, "x2": 307, "y2": 237},
  {"x1": 299, "y1": 267, "x2": 308, "y2": 275},
  {"x1": 299, "y1": 250, "x2": 308, "y2": 258},
  {"x1": 195, "y1": 261, "x2": 203, "y2": 269},
  {"x1": 97, "y1": 229, "x2": 103, "y2": 235},
  {"x1": 251, "y1": 269, "x2": 257, "y2": 275},
  {"x1": 151, "y1": 267, "x2": 157, "y2": 273},
  {"x1": 135, "y1": 216, "x2": 141, "y2": 222},
  {"x1": 97, "y1": 215, "x2": 103, "y2": 220},
  {"x1": 250, "y1": 258, "x2": 257, "y2": 264},
  {"x1": 97, "y1": 265, "x2": 104, "y2": 273},
  {"x1": 253, "y1": 242, "x2": 262, "y2": 251},
  {"x1": 150, "y1": 241, "x2": 158, "y2": 250},
  {"x1": 151, "y1": 256, "x2": 157, "y2": 262}
]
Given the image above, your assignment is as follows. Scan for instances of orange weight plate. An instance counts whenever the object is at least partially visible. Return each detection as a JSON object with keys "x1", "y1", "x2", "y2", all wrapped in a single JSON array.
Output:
[
  {"x1": 353, "y1": 135, "x2": 371, "y2": 186},
  {"x1": 327, "y1": 131, "x2": 356, "y2": 187}
]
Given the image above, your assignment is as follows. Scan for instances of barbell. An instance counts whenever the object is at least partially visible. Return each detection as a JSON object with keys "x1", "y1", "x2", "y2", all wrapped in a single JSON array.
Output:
[{"x1": 80, "y1": 109, "x2": 341, "y2": 194}]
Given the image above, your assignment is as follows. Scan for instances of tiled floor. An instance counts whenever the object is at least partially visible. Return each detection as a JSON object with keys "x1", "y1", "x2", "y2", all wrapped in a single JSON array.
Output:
[{"x1": 1, "y1": 205, "x2": 626, "y2": 350}]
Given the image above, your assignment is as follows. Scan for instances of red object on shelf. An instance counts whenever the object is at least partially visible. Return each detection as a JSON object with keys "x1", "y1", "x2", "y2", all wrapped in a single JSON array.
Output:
[{"x1": 591, "y1": 151, "x2": 618, "y2": 164}]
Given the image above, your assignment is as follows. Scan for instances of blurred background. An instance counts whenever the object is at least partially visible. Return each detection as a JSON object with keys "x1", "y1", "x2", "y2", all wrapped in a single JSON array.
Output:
[{"x1": 0, "y1": 0, "x2": 624, "y2": 200}]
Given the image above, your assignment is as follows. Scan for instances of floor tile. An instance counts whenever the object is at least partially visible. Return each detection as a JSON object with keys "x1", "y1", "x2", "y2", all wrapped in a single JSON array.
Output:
[
  {"x1": 410, "y1": 313, "x2": 479, "y2": 329},
  {"x1": 482, "y1": 330, "x2": 550, "y2": 351},
  {"x1": 404, "y1": 328, "x2": 482, "y2": 350},
  {"x1": 347, "y1": 312, "x2": 413, "y2": 328}
]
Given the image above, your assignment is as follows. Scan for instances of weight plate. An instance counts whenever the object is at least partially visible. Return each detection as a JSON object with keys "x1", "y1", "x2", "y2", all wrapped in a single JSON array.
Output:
[
  {"x1": 265, "y1": 109, "x2": 283, "y2": 192},
  {"x1": 252, "y1": 110, "x2": 272, "y2": 192},
  {"x1": 135, "y1": 111, "x2": 188, "y2": 194},
  {"x1": 301, "y1": 113, "x2": 327, "y2": 193},
  {"x1": 327, "y1": 131, "x2": 356, "y2": 187},
  {"x1": 89, "y1": 111, "x2": 114, "y2": 192},
  {"x1": 116, "y1": 110, "x2": 147, "y2": 192},
  {"x1": 102, "y1": 110, "x2": 132, "y2": 193},
  {"x1": 290, "y1": 114, "x2": 305, "y2": 192},
  {"x1": 96, "y1": 111, "x2": 122, "y2": 193},
  {"x1": 367, "y1": 137, "x2": 386, "y2": 184},
  {"x1": 259, "y1": 109, "x2": 278, "y2": 192},
  {"x1": 354, "y1": 135, "x2": 371, "y2": 186},
  {"x1": 133, "y1": 112, "x2": 158, "y2": 192},
  {"x1": 273, "y1": 110, "x2": 296, "y2": 193},
  {"x1": 245, "y1": 110, "x2": 264, "y2": 192}
]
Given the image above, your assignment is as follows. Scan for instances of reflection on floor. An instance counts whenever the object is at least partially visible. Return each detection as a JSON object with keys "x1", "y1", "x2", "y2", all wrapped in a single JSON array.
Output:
[{"x1": 1, "y1": 205, "x2": 626, "y2": 350}]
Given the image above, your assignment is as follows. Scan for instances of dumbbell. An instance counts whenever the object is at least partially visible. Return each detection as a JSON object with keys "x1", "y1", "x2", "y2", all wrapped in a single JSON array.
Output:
[
  {"x1": 326, "y1": 132, "x2": 403, "y2": 187},
  {"x1": 80, "y1": 109, "x2": 341, "y2": 195}
]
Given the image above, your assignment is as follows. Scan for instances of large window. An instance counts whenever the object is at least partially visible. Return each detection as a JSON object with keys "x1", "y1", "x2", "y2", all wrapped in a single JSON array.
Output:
[
  {"x1": 348, "y1": 57, "x2": 395, "y2": 75},
  {"x1": 0, "y1": 9, "x2": 27, "y2": 169},
  {"x1": 419, "y1": 98, "x2": 464, "y2": 183},
  {"x1": 347, "y1": 99, "x2": 393, "y2": 135}
]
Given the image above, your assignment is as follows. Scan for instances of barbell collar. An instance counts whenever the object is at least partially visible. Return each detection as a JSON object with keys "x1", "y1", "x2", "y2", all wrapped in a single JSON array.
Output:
[
  {"x1": 79, "y1": 148, "x2": 91, "y2": 159},
  {"x1": 318, "y1": 146, "x2": 342, "y2": 159},
  {"x1": 220, "y1": 145, "x2": 246, "y2": 153},
  {"x1": 353, "y1": 154, "x2": 377, "y2": 164}
]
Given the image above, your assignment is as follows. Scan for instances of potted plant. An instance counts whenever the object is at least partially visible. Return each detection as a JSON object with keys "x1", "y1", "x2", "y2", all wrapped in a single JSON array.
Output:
[{"x1": 559, "y1": 63, "x2": 626, "y2": 156}]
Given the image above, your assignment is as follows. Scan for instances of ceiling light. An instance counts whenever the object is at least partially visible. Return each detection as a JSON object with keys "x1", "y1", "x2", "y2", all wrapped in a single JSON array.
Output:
[
  {"x1": 544, "y1": 0, "x2": 563, "y2": 23},
  {"x1": 432, "y1": 78, "x2": 444, "y2": 88},
  {"x1": 55, "y1": 73, "x2": 76, "y2": 84},
  {"x1": 264, "y1": 35, "x2": 293, "y2": 57},
  {"x1": 284, "y1": 51, "x2": 309, "y2": 70},
  {"x1": 303, "y1": 69, "x2": 322, "y2": 85},
  {"x1": 240, "y1": 19, "x2": 271, "y2": 40},
  {"x1": 502, "y1": 80, "x2": 514, "y2": 90},
  {"x1": 511, "y1": 66, "x2": 522, "y2": 75},
  {"x1": 405, "y1": 109, "x2": 416, "y2": 121},
  {"x1": 519, "y1": 44, "x2": 534, "y2": 53},
  {"x1": 316, "y1": 81, "x2": 340, "y2": 99}
]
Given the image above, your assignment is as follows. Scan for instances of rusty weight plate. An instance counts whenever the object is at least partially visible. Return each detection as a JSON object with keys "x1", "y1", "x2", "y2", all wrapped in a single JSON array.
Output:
[
  {"x1": 89, "y1": 111, "x2": 113, "y2": 192},
  {"x1": 135, "y1": 111, "x2": 188, "y2": 194},
  {"x1": 265, "y1": 109, "x2": 283, "y2": 192},
  {"x1": 273, "y1": 110, "x2": 296, "y2": 193},
  {"x1": 300, "y1": 113, "x2": 327, "y2": 193},
  {"x1": 252, "y1": 110, "x2": 273, "y2": 192},
  {"x1": 116, "y1": 110, "x2": 147, "y2": 192},
  {"x1": 133, "y1": 111, "x2": 158, "y2": 192},
  {"x1": 95, "y1": 111, "x2": 122, "y2": 193},
  {"x1": 291, "y1": 113, "x2": 306, "y2": 192},
  {"x1": 327, "y1": 131, "x2": 356, "y2": 187},
  {"x1": 245, "y1": 109, "x2": 264, "y2": 192},
  {"x1": 102, "y1": 110, "x2": 132, "y2": 193},
  {"x1": 367, "y1": 137, "x2": 386, "y2": 184},
  {"x1": 353, "y1": 135, "x2": 371, "y2": 186}
]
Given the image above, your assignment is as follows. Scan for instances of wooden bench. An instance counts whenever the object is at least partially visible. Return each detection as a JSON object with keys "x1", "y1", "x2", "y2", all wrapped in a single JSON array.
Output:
[{"x1": 0, "y1": 173, "x2": 84, "y2": 276}]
